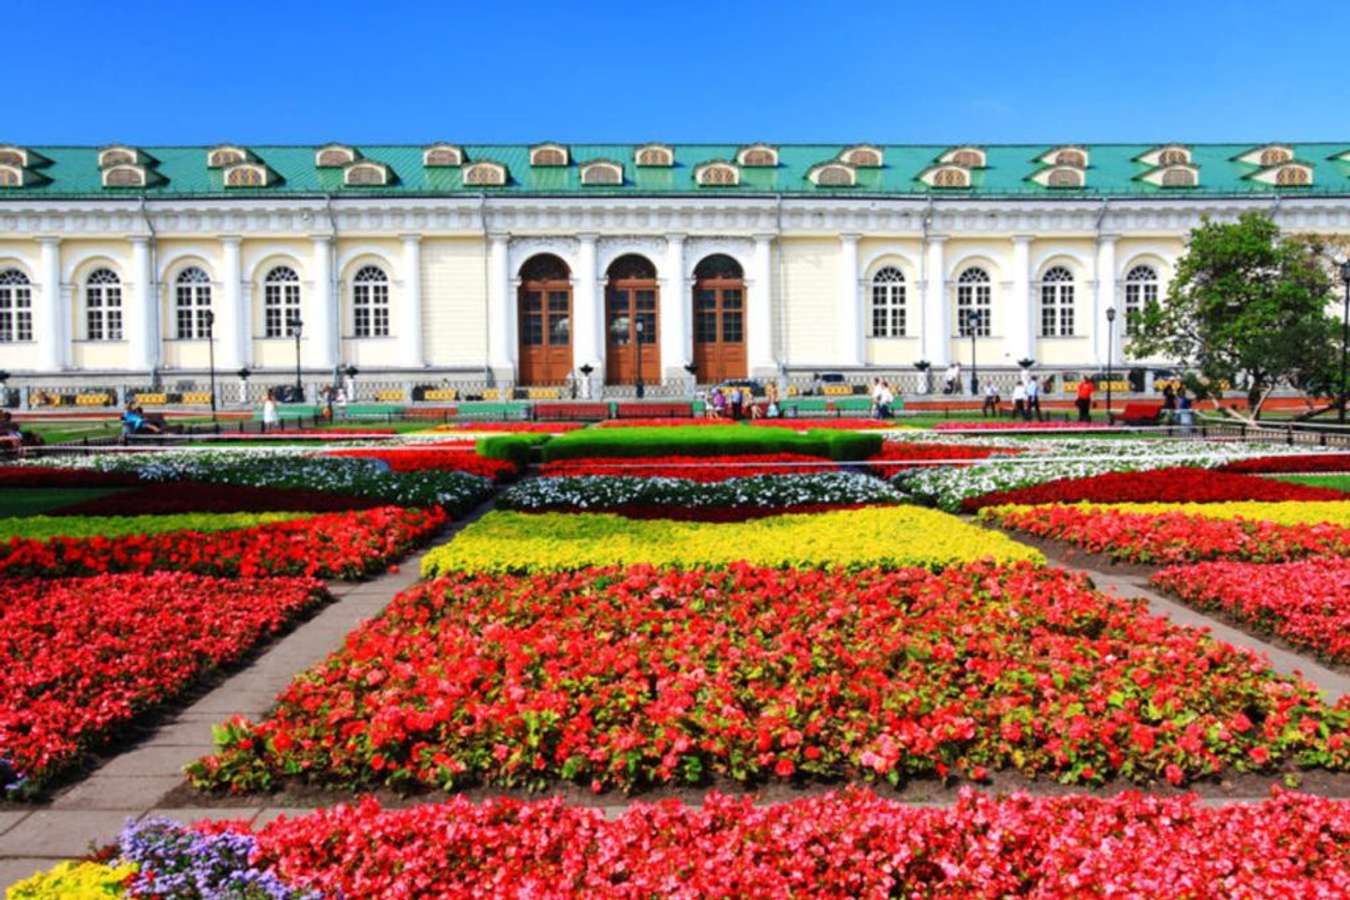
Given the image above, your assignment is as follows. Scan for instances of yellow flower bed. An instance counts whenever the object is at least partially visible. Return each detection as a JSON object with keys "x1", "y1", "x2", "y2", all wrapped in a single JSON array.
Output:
[
  {"x1": 1065, "y1": 501, "x2": 1350, "y2": 528},
  {"x1": 7, "y1": 860, "x2": 136, "y2": 898},
  {"x1": 423, "y1": 506, "x2": 1042, "y2": 575}
]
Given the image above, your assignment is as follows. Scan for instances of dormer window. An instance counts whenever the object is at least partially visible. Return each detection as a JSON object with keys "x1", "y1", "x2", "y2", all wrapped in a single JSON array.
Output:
[
  {"x1": 98, "y1": 146, "x2": 142, "y2": 168},
  {"x1": 1275, "y1": 165, "x2": 1311, "y2": 186},
  {"x1": 224, "y1": 164, "x2": 270, "y2": 188},
  {"x1": 343, "y1": 161, "x2": 390, "y2": 186},
  {"x1": 423, "y1": 143, "x2": 464, "y2": 167},
  {"x1": 579, "y1": 160, "x2": 623, "y2": 186},
  {"x1": 1161, "y1": 167, "x2": 1196, "y2": 188},
  {"x1": 694, "y1": 161, "x2": 740, "y2": 186},
  {"x1": 923, "y1": 165, "x2": 970, "y2": 189},
  {"x1": 102, "y1": 165, "x2": 148, "y2": 188},
  {"x1": 839, "y1": 145, "x2": 883, "y2": 167},
  {"x1": 207, "y1": 146, "x2": 250, "y2": 168},
  {"x1": 736, "y1": 144, "x2": 778, "y2": 167},
  {"x1": 315, "y1": 144, "x2": 358, "y2": 168},
  {"x1": 940, "y1": 147, "x2": 985, "y2": 168},
  {"x1": 1234, "y1": 144, "x2": 1295, "y2": 167},
  {"x1": 0, "y1": 166, "x2": 20, "y2": 187},
  {"x1": 530, "y1": 144, "x2": 569, "y2": 167},
  {"x1": 1262, "y1": 148, "x2": 1292, "y2": 166},
  {"x1": 1158, "y1": 148, "x2": 1190, "y2": 166},
  {"x1": 807, "y1": 162, "x2": 856, "y2": 187},
  {"x1": 634, "y1": 144, "x2": 674, "y2": 167},
  {"x1": 1037, "y1": 146, "x2": 1088, "y2": 168},
  {"x1": 463, "y1": 160, "x2": 508, "y2": 186},
  {"x1": 1047, "y1": 167, "x2": 1084, "y2": 188},
  {"x1": 0, "y1": 146, "x2": 31, "y2": 167}
]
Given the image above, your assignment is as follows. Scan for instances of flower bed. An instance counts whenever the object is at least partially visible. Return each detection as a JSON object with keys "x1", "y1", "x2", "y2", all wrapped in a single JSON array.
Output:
[
  {"x1": 865, "y1": 440, "x2": 1016, "y2": 478},
  {"x1": 1220, "y1": 453, "x2": 1350, "y2": 474},
  {"x1": 538, "y1": 453, "x2": 839, "y2": 480},
  {"x1": 0, "y1": 466, "x2": 142, "y2": 488},
  {"x1": 0, "y1": 511, "x2": 308, "y2": 541},
  {"x1": 433, "y1": 421, "x2": 583, "y2": 433},
  {"x1": 595, "y1": 418, "x2": 743, "y2": 428},
  {"x1": 422, "y1": 506, "x2": 1040, "y2": 575},
  {"x1": 979, "y1": 504, "x2": 1350, "y2": 564},
  {"x1": 0, "y1": 572, "x2": 327, "y2": 796},
  {"x1": 962, "y1": 466, "x2": 1347, "y2": 511},
  {"x1": 0, "y1": 505, "x2": 446, "y2": 580},
  {"x1": 499, "y1": 473, "x2": 899, "y2": 518},
  {"x1": 49, "y1": 482, "x2": 389, "y2": 515},
  {"x1": 932, "y1": 420, "x2": 1115, "y2": 431},
  {"x1": 191, "y1": 561, "x2": 1349, "y2": 794},
  {"x1": 1076, "y1": 500, "x2": 1350, "y2": 528},
  {"x1": 1153, "y1": 558, "x2": 1350, "y2": 664},
  {"x1": 751, "y1": 418, "x2": 904, "y2": 430},
  {"x1": 22, "y1": 789, "x2": 1350, "y2": 897},
  {"x1": 322, "y1": 446, "x2": 519, "y2": 480},
  {"x1": 540, "y1": 425, "x2": 882, "y2": 462}
]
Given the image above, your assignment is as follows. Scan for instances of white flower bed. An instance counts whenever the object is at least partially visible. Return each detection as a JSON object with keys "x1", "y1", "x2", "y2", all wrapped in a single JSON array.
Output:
[{"x1": 501, "y1": 471, "x2": 902, "y2": 511}]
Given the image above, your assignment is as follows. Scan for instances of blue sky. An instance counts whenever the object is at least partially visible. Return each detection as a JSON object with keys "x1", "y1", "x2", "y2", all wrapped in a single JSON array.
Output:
[{"x1": 13, "y1": 0, "x2": 1350, "y2": 144}]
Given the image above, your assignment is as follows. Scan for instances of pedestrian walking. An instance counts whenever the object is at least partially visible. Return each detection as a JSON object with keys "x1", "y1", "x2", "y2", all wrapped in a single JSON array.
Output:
[{"x1": 1075, "y1": 378, "x2": 1095, "y2": 423}]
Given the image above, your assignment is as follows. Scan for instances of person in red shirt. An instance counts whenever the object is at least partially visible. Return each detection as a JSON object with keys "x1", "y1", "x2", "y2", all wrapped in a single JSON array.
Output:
[{"x1": 1075, "y1": 378, "x2": 1095, "y2": 423}]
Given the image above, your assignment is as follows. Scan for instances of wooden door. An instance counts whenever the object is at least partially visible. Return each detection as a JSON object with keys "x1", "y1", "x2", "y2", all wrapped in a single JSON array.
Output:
[
  {"x1": 692, "y1": 280, "x2": 746, "y2": 382},
  {"x1": 517, "y1": 284, "x2": 572, "y2": 385},
  {"x1": 605, "y1": 283, "x2": 660, "y2": 384}
]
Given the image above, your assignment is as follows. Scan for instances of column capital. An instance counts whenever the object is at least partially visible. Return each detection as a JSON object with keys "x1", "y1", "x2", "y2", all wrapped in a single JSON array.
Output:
[
  {"x1": 308, "y1": 233, "x2": 334, "y2": 245},
  {"x1": 752, "y1": 232, "x2": 777, "y2": 244},
  {"x1": 839, "y1": 232, "x2": 862, "y2": 244},
  {"x1": 1097, "y1": 232, "x2": 1121, "y2": 244},
  {"x1": 926, "y1": 234, "x2": 949, "y2": 245},
  {"x1": 129, "y1": 234, "x2": 152, "y2": 247},
  {"x1": 219, "y1": 235, "x2": 243, "y2": 247},
  {"x1": 487, "y1": 231, "x2": 511, "y2": 244},
  {"x1": 37, "y1": 235, "x2": 61, "y2": 247},
  {"x1": 664, "y1": 231, "x2": 687, "y2": 243},
  {"x1": 398, "y1": 233, "x2": 423, "y2": 245},
  {"x1": 1012, "y1": 234, "x2": 1035, "y2": 246},
  {"x1": 576, "y1": 232, "x2": 599, "y2": 244}
]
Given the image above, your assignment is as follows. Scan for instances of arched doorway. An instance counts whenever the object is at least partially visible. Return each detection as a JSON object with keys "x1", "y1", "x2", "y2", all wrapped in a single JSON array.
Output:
[
  {"x1": 692, "y1": 254, "x2": 746, "y2": 382},
  {"x1": 605, "y1": 254, "x2": 660, "y2": 385},
  {"x1": 517, "y1": 254, "x2": 573, "y2": 385}
]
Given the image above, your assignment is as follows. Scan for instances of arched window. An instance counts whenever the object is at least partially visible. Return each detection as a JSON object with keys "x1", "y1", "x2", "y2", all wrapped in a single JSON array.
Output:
[
  {"x1": 951, "y1": 149, "x2": 983, "y2": 168},
  {"x1": 1159, "y1": 148, "x2": 1188, "y2": 166},
  {"x1": 463, "y1": 161, "x2": 507, "y2": 186},
  {"x1": 423, "y1": 145, "x2": 463, "y2": 167},
  {"x1": 869, "y1": 267, "x2": 906, "y2": 338},
  {"x1": 740, "y1": 148, "x2": 776, "y2": 167},
  {"x1": 1055, "y1": 149, "x2": 1086, "y2": 167},
  {"x1": 1161, "y1": 168, "x2": 1196, "y2": 188},
  {"x1": 934, "y1": 167, "x2": 969, "y2": 188},
  {"x1": 696, "y1": 163, "x2": 739, "y2": 186},
  {"x1": 0, "y1": 148, "x2": 25, "y2": 167},
  {"x1": 99, "y1": 149, "x2": 136, "y2": 167},
  {"x1": 841, "y1": 146, "x2": 882, "y2": 167},
  {"x1": 208, "y1": 148, "x2": 245, "y2": 168},
  {"x1": 518, "y1": 255, "x2": 572, "y2": 385},
  {"x1": 0, "y1": 269, "x2": 33, "y2": 342},
  {"x1": 692, "y1": 255, "x2": 746, "y2": 382},
  {"x1": 1047, "y1": 168, "x2": 1083, "y2": 188},
  {"x1": 530, "y1": 146, "x2": 568, "y2": 167},
  {"x1": 103, "y1": 166, "x2": 146, "y2": 188},
  {"x1": 225, "y1": 165, "x2": 265, "y2": 188},
  {"x1": 263, "y1": 266, "x2": 301, "y2": 338},
  {"x1": 344, "y1": 163, "x2": 388, "y2": 186},
  {"x1": 0, "y1": 168, "x2": 18, "y2": 188},
  {"x1": 85, "y1": 268, "x2": 122, "y2": 341},
  {"x1": 1123, "y1": 265, "x2": 1158, "y2": 337},
  {"x1": 580, "y1": 161, "x2": 623, "y2": 186},
  {"x1": 174, "y1": 267, "x2": 212, "y2": 339},
  {"x1": 1260, "y1": 148, "x2": 1291, "y2": 167},
  {"x1": 352, "y1": 265, "x2": 390, "y2": 338},
  {"x1": 1040, "y1": 266, "x2": 1075, "y2": 337},
  {"x1": 1276, "y1": 165, "x2": 1310, "y2": 186},
  {"x1": 956, "y1": 267, "x2": 991, "y2": 337},
  {"x1": 812, "y1": 164, "x2": 855, "y2": 187}
]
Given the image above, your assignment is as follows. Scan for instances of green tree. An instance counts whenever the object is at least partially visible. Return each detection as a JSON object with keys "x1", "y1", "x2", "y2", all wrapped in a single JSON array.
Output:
[{"x1": 1131, "y1": 212, "x2": 1343, "y2": 418}]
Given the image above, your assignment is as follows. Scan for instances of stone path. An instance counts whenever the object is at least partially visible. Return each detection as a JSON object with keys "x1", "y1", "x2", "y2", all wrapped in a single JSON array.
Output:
[{"x1": 0, "y1": 504, "x2": 490, "y2": 890}]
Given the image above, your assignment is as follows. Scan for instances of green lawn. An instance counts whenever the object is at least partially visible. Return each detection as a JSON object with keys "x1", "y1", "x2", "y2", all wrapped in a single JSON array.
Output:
[
  {"x1": 0, "y1": 511, "x2": 313, "y2": 540},
  {"x1": 0, "y1": 488, "x2": 130, "y2": 517},
  {"x1": 1272, "y1": 474, "x2": 1350, "y2": 492}
]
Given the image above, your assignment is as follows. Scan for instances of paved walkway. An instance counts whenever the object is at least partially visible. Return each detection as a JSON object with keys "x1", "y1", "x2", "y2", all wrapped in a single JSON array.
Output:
[{"x1": 0, "y1": 504, "x2": 490, "y2": 890}]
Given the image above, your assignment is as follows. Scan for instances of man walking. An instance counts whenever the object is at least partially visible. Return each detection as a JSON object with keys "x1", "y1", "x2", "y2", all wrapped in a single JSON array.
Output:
[{"x1": 1075, "y1": 377, "x2": 1095, "y2": 423}]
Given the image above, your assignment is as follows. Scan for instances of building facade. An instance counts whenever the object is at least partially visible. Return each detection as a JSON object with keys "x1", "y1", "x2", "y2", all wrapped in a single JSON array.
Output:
[{"x1": 2, "y1": 140, "x2": 1349, "y2": 396}]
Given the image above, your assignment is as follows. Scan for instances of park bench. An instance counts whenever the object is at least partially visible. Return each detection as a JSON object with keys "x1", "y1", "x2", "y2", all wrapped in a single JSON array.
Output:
[{"x1": 1112, "y1": 400, "x2": 1164, "y2": 426}]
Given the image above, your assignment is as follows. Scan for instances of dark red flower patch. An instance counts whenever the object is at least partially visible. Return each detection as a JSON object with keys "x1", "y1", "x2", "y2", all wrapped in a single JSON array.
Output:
[
  {"x1": 50, "y1": 482, "x2": 386, "y2": 515},
  {"x1": 1219, "y1": 453, "x2": 1350, "y2": 474},
  {"x1": 1154, "y1": 558, "x2": 1350, "y2": 664},
  {"x1": 0, "y1": 572, "x2": 327, "y2": 794},
  {"x1": 323, "y1": 446, "x2": 519, "y2": 480},
  {"x1": 539, "y1": 454, "x2": 838, "y2": 481},
  {"x1": 0, "y1": 505, "x2": 445, "y2": 580},
  {"x1": 188, "y1": 562, "x2": 1350, "y2": 795},
  {"x1": 867, "y1": 441, "x2": 1015, "y2": 479},
  {"x1": 962, "y1": 466, "x2": 1345, "y2": 511},
  {"x1": 244, "y1": 788, "x2": 1350, "y2": 897},
  {"x1": 0, "y1": 466, "x2": 142, "y2": 488}
]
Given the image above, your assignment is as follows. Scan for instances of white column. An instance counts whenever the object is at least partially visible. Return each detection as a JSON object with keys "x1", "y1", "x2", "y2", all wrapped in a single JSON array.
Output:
[
  {"x1": 400, "y1": 234, "x2": 424, "y2": 367},
  {"x1": 128, "y1": 236, "x2": 156, "y2": 372},
  {"x1": 1095, "y1": 235, "x2": 1118, "y2": 366},
  {"x1": 1009, "y1": 235, "x2": 1034, "y2": 365},
  {"x1": 748, "y1": 233, "x2": 776, "y2": 375},
  {"x1": 308, "y1": 235, "x2": 337, "y2": 371},
  {"x1": 37, "y1": 237, "x2": 64, "y2": 371},
  {"x1": 486, "y1": 232, "x2": 514, "y2": 379},
  {"x1": 922, "y1": 235, "x2": 948, "y2": 366},
  {"x1": 573, "y1": 233, "x2": 601, "y2": 374},
  {"x1": 660, "y1": 232, "x2": 689, "y2": 381},
  {"x1": 218, "y1": 236, "x2": 246, "y2": 371},
  {"x1": 838, "y1": 233, "x2": 864, "y2": 368}
]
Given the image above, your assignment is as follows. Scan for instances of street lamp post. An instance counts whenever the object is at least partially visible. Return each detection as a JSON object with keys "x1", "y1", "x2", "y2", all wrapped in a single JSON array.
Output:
[
  {"x1": 1339, "y1": 261, "x2": 1350, "y2": 425},
  {"x1": 634, "y1": 318, "x2": 645, "y2": 399},
  {"x1": 1105, "y1": 307, "x2": 1117, "y2": 424},
  {"x1": 966, "y1": 309, "x2": 980, "y2": 396},
  {"x1": 289, "y1": 316, "x2": 304, "y2": 402},
  {"x1": 203, "y1": 310, "x2": 218, "y2": 420}
]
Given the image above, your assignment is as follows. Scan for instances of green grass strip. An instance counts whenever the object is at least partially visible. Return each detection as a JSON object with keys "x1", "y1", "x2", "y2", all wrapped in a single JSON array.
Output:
[{"x1": 0, "y1": 511, "x2": 313, "y2": 540}]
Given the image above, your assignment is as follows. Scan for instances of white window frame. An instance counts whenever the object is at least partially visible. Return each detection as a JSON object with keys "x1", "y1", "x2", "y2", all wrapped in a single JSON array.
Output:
[
  {"x1": 85, "y1": 268, "x2": 123, "y2": 341},
  {"x1": 174, "y1": 267, "x2": 213, "y2": 339},
  {"x1": 1039, "y1": 266, "x2": 1075, "y2": 337},
  {"x1": 955, "y1": 267, "x2": 992, "y2": 337},
  {"x1": 0, "y1": 269, "x2": 33, "y2": 342},
  {"x1": 868, "y1": 267, "x2": 906, "y2": 337},
  {"x1": 1123, "y1": 265, "x2": 1158, "y2": 336},
  {"x1": 352, "y1": 265, "x2": 390, "y2": 338},
  {"x1": 263, "y1": 266, "x2": 302, "y2": 338}
]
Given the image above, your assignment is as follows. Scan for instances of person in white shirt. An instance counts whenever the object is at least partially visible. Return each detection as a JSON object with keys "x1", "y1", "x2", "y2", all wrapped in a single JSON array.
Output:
[
  {"x1": 877, "y1": 382, "x2": 894, "y2": 418},
  {"x1": 982, "y1": 381, "x2": 999, "y2": 417},
  {"x1": 262, "y1": 392, "x2": 280, "y2": 430},
  {"x1": 944, "y1": 362, "x2": 962, "y2": 394},
  {"x1": 1025, "y1": 375, "x2": 1041, "y2": 421},
  {"x1": 1012, "y1": 381, "x2": 1028, "y2": 420}
]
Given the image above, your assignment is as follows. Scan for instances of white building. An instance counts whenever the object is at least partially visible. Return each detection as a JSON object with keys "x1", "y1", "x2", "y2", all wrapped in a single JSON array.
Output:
[{"x1": 2, "y1": 140, "x2": 1348, "y2": 398}]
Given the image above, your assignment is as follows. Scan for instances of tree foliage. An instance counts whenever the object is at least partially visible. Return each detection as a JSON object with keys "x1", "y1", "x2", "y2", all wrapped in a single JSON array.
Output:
[{"x1": 1131, "y1": 212, "x2": 1343, "y2": 416}]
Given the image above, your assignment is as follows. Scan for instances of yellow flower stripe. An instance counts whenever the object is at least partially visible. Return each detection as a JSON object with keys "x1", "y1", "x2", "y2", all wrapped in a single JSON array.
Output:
[
  {"x1": 1008, "y1": 501, "x2": 1350, "y2": 528},
  {"x1": 7, "y1": 860, "x2": 136, "y2": 898},
  {"x1": 423, "y1": 506, "x2": 1042, "y2": 575}
]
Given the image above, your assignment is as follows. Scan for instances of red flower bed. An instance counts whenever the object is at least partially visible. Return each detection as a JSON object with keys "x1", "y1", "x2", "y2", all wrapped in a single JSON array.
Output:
[
  {"x1": 50, "y1": 482, "x2": 387, "y2": 515},
  {"x1": 963, "y1": 466, "x2": 1346, "y2": 512},
  {"x1": 0, "y1": 572, "x2": 326, "y2": 793},
  {"x1": 535, "y1": 402, "x2": 609, "y2": 421},
  {"x1": 981, "y1": 505, "x2": 1350, "y2": 565},
  {"x1": 539, "y1": 453, "x2": 838, "y2": 481},
  {"x1": 0, "y1": 505, "x2": 445, "y2": 580},
  {"x1": 519, "y1": 501, "x2": 878, "y2": 522},
  {"x1": 323, "y1": 447, "x2": 518, "y2": 480},
  {"x1": 867, "y1": 441, "x2": 1015, "y2": 478},
  {"x1": 0, "y1": 466, "x2": 142, "y2": 488},
  {"x1": 750, "y1": 418, "x2": 897, "y2": 430},
  {"x1": 596, "y1": 418, "x2": 741, "y2": 428},
  {"x1": 1154, "y1": 558, "x2": 1350, "y2": 664},
  {"x1": 1220, "y1": 453, "x2": 1350, "y2": 474},
  {"x1": 189, "y1": 562, "x2": 1350, "y2": 794},
  {"x1": 933, "y1": 420, "x2": 1113, "y2": 431},
  {"x1": 244, "y1": 788, "x2": 1350, "y2": 897},
  {"x1": 613, "y1": 402, "x2": 693, "y2": 419}
]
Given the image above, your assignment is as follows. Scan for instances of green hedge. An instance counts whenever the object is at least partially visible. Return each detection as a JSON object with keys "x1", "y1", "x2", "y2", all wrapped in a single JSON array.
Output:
[
  {"x1": 0, "y1": 511, "x2": 312, "y2": 541},
  {"x1": 538, "y1": 426, "x2": 881, "y2": 462},
  {"x1": 477, "y1": 433, "x2": 552, "y2": 468}
]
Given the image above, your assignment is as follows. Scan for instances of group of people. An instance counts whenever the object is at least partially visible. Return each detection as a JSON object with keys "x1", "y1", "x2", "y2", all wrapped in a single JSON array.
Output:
[
  {"x1": 983, "y1": 375, "x2": 1049, "y2": 421},
  {"x1": 869, "y1": 379, "x2": 897, "y2": 418},
  {"x1": 706, "y1": 382, "x2": 781, "y2": 420}
]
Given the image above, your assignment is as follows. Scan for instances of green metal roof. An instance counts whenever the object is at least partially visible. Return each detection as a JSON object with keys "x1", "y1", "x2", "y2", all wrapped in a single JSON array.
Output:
[{"x1": 2, "y1": 143, "x2": 1349, "y2": 199}]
